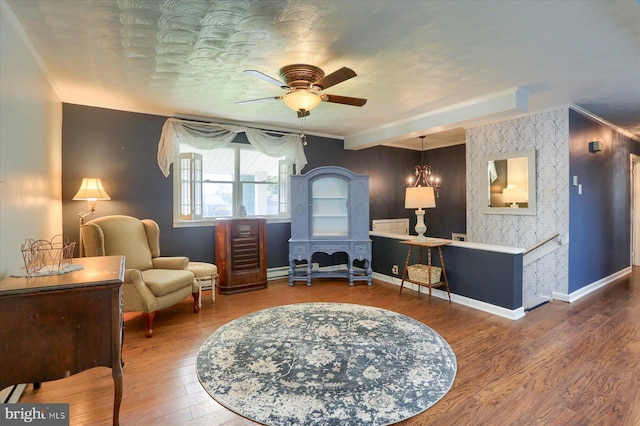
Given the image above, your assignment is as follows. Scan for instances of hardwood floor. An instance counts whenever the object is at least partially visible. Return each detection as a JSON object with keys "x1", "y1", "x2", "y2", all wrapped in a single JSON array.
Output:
[{"x1": 19, "y1": 271, "x2": 640, "y2": 425}]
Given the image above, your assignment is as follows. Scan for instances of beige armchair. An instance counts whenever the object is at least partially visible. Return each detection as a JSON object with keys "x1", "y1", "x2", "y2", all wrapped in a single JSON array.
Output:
[{"x1": 80, "y1": 215, "x2": 200, "y2": 337}]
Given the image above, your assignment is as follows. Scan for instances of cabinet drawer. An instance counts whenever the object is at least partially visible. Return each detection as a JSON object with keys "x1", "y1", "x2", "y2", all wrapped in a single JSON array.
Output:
[
  {"x1": 311, "y1": 243, "x2": 349, "y2": 254},
  {"x1": 290, "y1": 243, "x2": 308, "y2": 255},
  {"x1": 353, "y1": 243, "x2": 370, "y2": 254}
]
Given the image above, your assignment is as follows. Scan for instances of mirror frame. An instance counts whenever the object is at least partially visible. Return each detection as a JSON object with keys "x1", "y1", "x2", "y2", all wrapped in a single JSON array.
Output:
[{"x1": 481, "y1": 149, "x2": 536, "y2": 216}]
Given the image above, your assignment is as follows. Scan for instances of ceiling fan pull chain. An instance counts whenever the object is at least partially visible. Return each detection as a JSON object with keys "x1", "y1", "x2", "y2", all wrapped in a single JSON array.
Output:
[{"x1": 300, "y1": 116, "x2": 307, "y2": 146}]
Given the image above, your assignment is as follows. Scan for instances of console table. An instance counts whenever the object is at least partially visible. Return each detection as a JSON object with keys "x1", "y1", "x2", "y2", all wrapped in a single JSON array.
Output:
[
  {"x1": 399, "y1": 239, "x2": 451, "y2": 304},
  {"x1": 0, "y1": 256, "x2": 125, "y2": 426}
]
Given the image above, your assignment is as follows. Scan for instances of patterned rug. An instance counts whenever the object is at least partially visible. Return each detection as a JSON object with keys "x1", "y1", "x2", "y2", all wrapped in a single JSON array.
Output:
[{"x1": 196, "y1": 303, "x2": 456, "y2": 425}]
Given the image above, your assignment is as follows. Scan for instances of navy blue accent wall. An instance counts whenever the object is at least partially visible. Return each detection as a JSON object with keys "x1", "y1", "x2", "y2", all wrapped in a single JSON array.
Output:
[
  {"x1": 444, "y1": 247, "x2": 522, "y2": 309},
  {"x1": 371, "y1": 236, "x2": 522, "y2": 310},
  {"x1": 419, "y1": 144, "x2": 466, "y2": 238},
  {"x1": 568, "y1": 109, "x2": 638, "y2": 292},
  {"x1": 62, "y1": 104, "x2": 466, "y2": 269}
]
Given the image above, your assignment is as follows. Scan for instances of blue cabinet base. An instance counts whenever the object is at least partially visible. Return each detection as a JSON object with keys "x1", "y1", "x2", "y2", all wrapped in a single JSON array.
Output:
[{"x1": 288, "y1": 240, "x2": 372, "y2": 286}]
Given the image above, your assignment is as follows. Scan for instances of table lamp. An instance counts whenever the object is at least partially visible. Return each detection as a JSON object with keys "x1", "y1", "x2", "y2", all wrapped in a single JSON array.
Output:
[
  {"x1": 502, "y1": 184, "x2": 527, "y2": 208},
  {"x1": 405, "y1": 186, "x2": 436, "y2": 241}
]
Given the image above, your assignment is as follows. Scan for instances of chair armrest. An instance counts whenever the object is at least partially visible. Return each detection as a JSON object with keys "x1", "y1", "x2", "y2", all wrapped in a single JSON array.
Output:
[
  {"x1": 125, "y1": 268, "x2": 142, "y2": 283},
  {"x1": 152, "y1": 256, "x2": 189, "y2": 270},
  {"x1": 124, "y1": 268, "x2": 158, "y2": 312}
]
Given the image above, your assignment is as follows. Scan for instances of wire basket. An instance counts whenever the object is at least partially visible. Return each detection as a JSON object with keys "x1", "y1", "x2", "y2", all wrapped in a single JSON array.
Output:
[
  {"x1": 21, "y1": 235, "x2": 76, "y2": 276},
  {"x1": 407, "y1": 264, "x2": 441, "y2": 285}
]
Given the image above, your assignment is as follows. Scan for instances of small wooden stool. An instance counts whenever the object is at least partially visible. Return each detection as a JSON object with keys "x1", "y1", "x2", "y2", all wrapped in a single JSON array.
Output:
[{"x1": 188, "y1": 262, "x2": 218, "y2": 308}]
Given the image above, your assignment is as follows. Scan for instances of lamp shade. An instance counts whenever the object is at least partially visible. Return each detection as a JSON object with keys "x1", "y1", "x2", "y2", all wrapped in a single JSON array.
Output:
[
  {"x1": 73, "y1": 178, "x2": 111, "y2": 201},
  {"x1": 405, "y1": 186, "x2": 436, "y2": 209},
  {"x1": 502, "y1": 185, "x2": 527, "y2": 203},
  {"x1": 283, "y1": 89, "x2": 322, "y2": 112}
]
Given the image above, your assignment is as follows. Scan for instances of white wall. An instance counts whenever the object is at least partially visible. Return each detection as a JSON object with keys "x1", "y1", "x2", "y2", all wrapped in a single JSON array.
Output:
[
  {"x1": 0, "y1": 5, "x2": 62, "y2": 278},
  {"x1": 466, "y1": 109, "x2": 570, "y2": 304}
]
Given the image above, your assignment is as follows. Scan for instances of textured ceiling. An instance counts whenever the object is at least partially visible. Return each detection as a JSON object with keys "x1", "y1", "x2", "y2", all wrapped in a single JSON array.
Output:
[{"x1": 3, "y1": 0, "x2": 640, "y2": 150}]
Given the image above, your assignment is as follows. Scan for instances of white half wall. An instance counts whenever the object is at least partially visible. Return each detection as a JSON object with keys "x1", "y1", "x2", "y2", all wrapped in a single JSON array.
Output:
[{"x1": 0, "y1": 4, "x2": 62, "y2": 278}]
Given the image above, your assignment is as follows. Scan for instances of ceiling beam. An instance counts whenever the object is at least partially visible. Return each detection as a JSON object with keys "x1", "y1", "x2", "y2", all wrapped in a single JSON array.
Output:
[{"x1": 343, "y1": 87, "x2": 531, "y2": 150}]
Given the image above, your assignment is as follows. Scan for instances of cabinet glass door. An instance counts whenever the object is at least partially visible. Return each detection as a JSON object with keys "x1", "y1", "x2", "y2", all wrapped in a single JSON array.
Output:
[{"x1": 311, "y1": 177, "x2": 348, "y2": 237}]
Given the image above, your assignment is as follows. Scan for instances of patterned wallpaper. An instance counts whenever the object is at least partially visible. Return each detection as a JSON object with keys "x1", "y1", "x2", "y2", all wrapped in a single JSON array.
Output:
[{"x1": 466, "y1": 108, "x2": 569, "y2": 304}]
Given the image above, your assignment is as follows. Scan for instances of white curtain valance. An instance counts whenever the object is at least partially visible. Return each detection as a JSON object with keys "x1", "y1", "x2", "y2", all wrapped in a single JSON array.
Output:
[{"x1": 157, "y1": 118, "x2": 308, "y2": 177}]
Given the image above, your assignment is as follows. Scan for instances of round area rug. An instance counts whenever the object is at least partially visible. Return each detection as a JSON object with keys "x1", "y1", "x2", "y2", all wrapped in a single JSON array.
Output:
[{"x1": 196, "y1": 302, "x2": 456, "y2": 425}]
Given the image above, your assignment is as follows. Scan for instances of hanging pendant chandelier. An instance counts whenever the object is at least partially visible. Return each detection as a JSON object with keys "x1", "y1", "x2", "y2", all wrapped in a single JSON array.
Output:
[
  {"x1": 408, "y1": 136, "x2": 440, "y2": 196},
  {"x1": 404, "y1": 136, "x2": 441, "y2": 241}
]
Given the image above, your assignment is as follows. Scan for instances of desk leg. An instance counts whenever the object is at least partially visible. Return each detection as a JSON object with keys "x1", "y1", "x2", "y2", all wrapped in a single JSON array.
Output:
[
  {"x1": 112, "y1": 287, "x2": 124, "y2": 426},
  {"x1": 112, "y1": 366, "x2": 123, "y2": 426},
  {"x1": 399, "y1": 247, "x2": 413, "y2": 295},
  {"x1": 438, "y1": 247, "x2": 451, "y2": 302}
]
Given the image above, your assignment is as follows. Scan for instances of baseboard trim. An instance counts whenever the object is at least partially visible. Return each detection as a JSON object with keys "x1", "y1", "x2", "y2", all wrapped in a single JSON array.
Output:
[
  {"x1": 372, "y1": 272, "x2": 525, "y2": 320},
  {"x1": 552, "y1": 266, "x2": 632, "y2": 303},
  {"x1": 1, "y1": 384, "x2": 26, "y2": 403},
  {"x1": 267, "y1": 266, "x2": 290, "y2": 280}
]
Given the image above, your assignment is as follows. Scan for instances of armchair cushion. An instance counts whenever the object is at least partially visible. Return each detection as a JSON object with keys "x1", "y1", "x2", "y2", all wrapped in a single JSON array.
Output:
[{"x1": 142, "y1": 269, "x2": 196, "y2": 297}]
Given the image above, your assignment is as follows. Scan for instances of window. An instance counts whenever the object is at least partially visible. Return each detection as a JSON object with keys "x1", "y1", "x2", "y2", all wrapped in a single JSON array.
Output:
[{"x1": 175, "y1": 143, "x2": 290, "y2": 224}]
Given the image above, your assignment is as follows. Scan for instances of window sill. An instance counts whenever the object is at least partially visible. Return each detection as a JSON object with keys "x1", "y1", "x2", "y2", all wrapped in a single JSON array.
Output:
[{"x1": 173, "y1": 217, "x2": 291, "y2": 228}]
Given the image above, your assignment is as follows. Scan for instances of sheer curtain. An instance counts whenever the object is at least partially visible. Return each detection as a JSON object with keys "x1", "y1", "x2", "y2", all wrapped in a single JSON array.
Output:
[{"x1": 157, "y1": 118, "x2": 308, "y2": 177}]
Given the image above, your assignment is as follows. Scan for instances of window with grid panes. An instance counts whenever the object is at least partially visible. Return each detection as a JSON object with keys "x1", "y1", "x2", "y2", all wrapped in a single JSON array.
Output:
[{"x1": 175, "y1": 143, "x2": 291, "y2": 223}]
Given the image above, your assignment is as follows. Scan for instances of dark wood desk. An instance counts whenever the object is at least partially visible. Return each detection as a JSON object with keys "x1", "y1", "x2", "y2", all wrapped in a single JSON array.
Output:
[
  {"x1": 0, "y1": 256, "x2": 125, "y2": 426},
  {"x1": 400, "y1": 239, "x2": 451, "y2": 304}
]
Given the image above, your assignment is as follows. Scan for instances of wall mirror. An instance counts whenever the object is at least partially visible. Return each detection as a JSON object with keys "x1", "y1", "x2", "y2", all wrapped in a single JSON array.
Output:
[{"x1": 482, "y1": 149, "x2": 536, "y2": 215}]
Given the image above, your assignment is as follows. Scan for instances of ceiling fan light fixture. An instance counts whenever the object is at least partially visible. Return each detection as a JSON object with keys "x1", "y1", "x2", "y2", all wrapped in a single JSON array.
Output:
[{"x1": 283, "y1": 89, "x2": 321, "y2": 113}]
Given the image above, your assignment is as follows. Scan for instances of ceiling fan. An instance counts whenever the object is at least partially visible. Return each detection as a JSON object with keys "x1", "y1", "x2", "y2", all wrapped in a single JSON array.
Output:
[{"x1": 237, "y1": 64, "x2": 367, "y2": 118}]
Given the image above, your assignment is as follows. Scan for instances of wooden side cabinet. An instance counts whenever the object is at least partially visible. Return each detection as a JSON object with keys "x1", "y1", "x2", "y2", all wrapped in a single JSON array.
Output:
[
  {"x1": 0, "y1": 256, "x2": 125, "y2": 426},
  {"x1": 215, "y1": 218, "x2": 267, "y2": 294}
]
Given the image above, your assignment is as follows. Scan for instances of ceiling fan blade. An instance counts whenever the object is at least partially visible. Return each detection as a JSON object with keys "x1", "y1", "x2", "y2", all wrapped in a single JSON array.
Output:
[
  {"x1": 236, "y1": 96, "x2": 281, "y2": 105},
  {"x1": 243, "y1": 70, "x2": 288, "y2": 88},
  {"x1": 321, "y1": 94, "x2": 367, "y2": 107},
  {"x1": 313, "y1": 67, "x2": 357, "y2": 90}
]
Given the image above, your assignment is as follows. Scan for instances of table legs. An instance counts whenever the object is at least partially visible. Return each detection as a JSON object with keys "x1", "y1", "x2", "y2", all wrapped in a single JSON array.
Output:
[
  {"x1": 399, "y1": 246, "x2": 451, "y2": 304},
  {"x1": 399, "y1": 246, "x2": 413, "y2": 295}
]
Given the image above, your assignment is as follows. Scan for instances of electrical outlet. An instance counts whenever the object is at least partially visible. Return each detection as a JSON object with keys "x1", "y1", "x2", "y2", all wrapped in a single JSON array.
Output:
[{"x1": 392, "y1": 265, "x2": 399, "y2": 275}]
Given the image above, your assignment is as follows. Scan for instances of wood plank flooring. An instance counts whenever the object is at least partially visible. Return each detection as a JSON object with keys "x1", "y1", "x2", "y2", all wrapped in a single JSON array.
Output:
[{"x1": 18, "y1": 271, "x2": 640, "y2": 425}]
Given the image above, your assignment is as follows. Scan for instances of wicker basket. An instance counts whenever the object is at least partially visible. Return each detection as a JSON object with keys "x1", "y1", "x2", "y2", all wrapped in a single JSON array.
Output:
[
  {"x1": 21, "y1": 235, "x2": 75, "y2": 276},
  {"x1": 407, "y1": 264, "x2": 441, "y2": 284}
]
